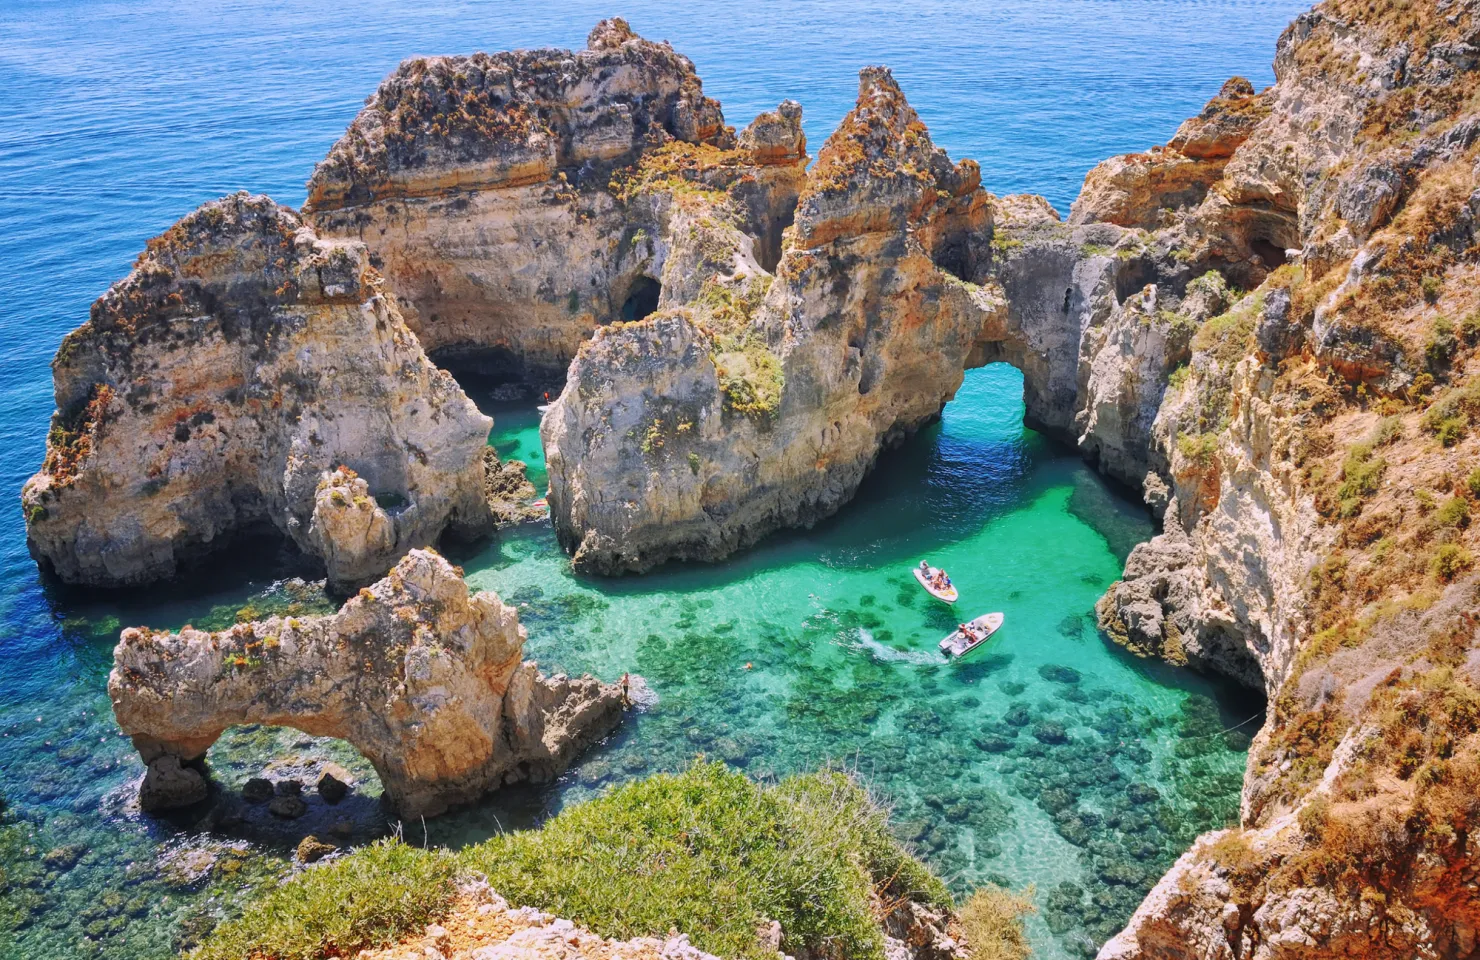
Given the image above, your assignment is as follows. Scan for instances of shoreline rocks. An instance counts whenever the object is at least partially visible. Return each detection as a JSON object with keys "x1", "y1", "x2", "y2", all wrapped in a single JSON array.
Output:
[
  {"x1": 22, "y1": 193, "x2": 494, "y2": 591},
  {"x1": 108, "y1": 549, "x2": 625, "y2": 818}
]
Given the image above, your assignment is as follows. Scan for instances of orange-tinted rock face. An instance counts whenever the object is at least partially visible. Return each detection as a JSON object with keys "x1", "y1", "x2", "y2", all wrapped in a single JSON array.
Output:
[
  {"x1": 21, "y1": 193, "x2": 493, "y2": 589},
  {"x1": 305, "y1": 20, "x2": 804, "y2": 381},
  {"x1": 109, "y1": 550, "x2": 624, "y2": 818},
  {"x1": 1070, "y1": 78, "x2": 1273, "y2": 231}
]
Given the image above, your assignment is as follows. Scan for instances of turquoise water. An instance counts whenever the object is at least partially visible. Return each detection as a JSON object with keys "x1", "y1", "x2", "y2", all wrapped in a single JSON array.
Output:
[{"x1": 0, "y1": 2, "x2": 1307, "y2": 957}]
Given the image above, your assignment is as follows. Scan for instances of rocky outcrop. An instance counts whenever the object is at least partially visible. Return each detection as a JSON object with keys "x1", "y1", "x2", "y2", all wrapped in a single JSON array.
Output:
[
  {"x1": 21, "y1": 193, "x2": 493, "y2": 590},
  {"x1": 306, "y1": 19, "x2": 805, "y2": 381},
  {"x1": 361, "y1": 882, "x2": 724, "y2": 960},
  {"x1": 543, "y1": 67, "x2": 1010, "y2": 573},
  {"x1": 1071, "y1": 78, "x2": 1273, "y2": 231},
  {"x1": 108, "y1": 549, "x2": 624, "y2": 817},
  {"x1": 1090, "y1": 2, "x2": 1480, "y2": 957}
]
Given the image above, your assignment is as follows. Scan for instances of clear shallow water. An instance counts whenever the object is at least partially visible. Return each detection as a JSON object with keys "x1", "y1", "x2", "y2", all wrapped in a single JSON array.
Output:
[{"x1": 0, "y1": 2, "x2": 1304, "y2": 957}]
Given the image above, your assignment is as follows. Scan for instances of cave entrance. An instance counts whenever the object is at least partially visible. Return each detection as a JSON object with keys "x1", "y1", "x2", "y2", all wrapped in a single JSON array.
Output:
[
  {"x1": 1250, "y1": 236, "x2": 1287, "y2": 269},
  {"x1": 620, "y1": 277, "x2": 662, "y2": 322}
]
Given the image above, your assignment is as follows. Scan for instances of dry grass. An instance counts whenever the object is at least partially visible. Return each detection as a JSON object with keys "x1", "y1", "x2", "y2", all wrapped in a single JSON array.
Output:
[{"x1": 957, "y1": 886, "x2": 1034, "y2": 960}]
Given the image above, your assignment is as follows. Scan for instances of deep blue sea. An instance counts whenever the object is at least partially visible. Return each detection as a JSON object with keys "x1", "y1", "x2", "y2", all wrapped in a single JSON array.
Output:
[{"x1": 0, "y1": 2, "x2": 1308, "y2": 958}]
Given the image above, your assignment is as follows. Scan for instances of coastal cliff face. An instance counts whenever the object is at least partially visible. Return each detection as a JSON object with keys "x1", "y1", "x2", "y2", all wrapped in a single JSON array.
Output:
[
  {"x1": 1090, "y1": 2, "x2": 1480, "y2": 957},
  {"x1": 543, "y1": 67, "x2": 1008, "y2": 573},
  {"x1": 109, "y1": 549, "x2": 624, "y2": 818},
  {"x1": 306, "y1": 18, "x2": 805, "y2": 382},
  {"x1": 21, "y1": 193, "x2": 493, "y2": 590}
]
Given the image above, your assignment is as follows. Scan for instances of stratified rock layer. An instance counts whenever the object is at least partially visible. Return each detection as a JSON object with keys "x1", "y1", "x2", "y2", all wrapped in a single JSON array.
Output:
[
  {"x1": 544, "y1": 68, "x2": 1010, "y2": 574},
  {"x1": 22, "y1": 193, "x2": 493, "y2": 590},
  {"x1": 109, "y1": 549, "x2": 624, "y2": 817},
  {"x1": 306, "y1": 19, "x2": 804, "y2": 381}
]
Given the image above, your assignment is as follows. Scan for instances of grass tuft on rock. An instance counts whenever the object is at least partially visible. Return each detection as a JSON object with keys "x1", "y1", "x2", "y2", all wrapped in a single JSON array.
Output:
[
  {"x1": 189, "y1": 838, "x2": 457, "y2": 960},
  {"x1": 460, "y1": 761, "x2": 948, "y2": 960},
  {"x1": 958, "y1": 885, "x2": 1036, "y2": 960},
  {"x1": 191, "y1": 762, "x2": 955, "y2": 960}
]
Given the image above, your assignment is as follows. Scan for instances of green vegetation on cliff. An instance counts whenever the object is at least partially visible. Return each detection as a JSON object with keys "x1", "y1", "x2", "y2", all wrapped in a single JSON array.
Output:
[{"x1": 191, "y1": 762, "x2": 974, "y2": 960}]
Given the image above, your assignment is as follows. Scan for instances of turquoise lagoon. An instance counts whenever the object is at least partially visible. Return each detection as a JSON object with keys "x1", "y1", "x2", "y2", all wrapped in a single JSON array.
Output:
[{"x1": 0, "y1": 1, "x2": 1311, "y2": 957}]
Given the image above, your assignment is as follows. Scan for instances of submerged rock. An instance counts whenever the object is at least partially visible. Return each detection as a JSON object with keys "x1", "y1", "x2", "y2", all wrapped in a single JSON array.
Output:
[
  {"x1": 240, "y1": 778, "x2": 274, "y2": 804},
  {"x1": 138, "y1": 755, "x2": 207, "y2": 811},
  {"x1": 108, "y1": 549, "x2": 626, "y2": 817}
]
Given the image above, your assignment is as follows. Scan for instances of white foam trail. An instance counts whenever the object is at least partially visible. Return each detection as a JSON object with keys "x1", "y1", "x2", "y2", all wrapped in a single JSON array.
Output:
[{"x1": 850, "y1": 628, "x2": 946, "y2": 665}]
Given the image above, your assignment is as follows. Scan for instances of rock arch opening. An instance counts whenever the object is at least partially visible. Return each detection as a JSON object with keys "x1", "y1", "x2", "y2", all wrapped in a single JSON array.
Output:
[
  {"x1": 620, "y1": 276, "x2": 662, "y2": 322},
  {"x1": 109, "y1": 550, "x2": 625, "y2": 819}
]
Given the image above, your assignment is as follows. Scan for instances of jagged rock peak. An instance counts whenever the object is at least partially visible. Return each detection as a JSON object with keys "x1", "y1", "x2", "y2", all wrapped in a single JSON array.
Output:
[
  {"x1": 586, "y1": 16, "x2": 637, "y2": 50},
  {"x1": 305, "y1": 20, "x2": 729, "y2": 210},
  {"x1": 795, "y1": 66, "x2": 981, "y2": 247},
  {"x1": 22, "y1": 191, "x2": 493, "y2": 589},
  {"x1": 109, "y1": 549, "x2": 626, "y2": 817}
]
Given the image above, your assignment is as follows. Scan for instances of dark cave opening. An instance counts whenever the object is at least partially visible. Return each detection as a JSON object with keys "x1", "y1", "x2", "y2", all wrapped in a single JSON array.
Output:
[
  {"x1": 1250, "y1": 236, "x2": 1288, "y2": 269},
  {"x1": 620, "y1": 277, "x2": 662, "y2": 322}
]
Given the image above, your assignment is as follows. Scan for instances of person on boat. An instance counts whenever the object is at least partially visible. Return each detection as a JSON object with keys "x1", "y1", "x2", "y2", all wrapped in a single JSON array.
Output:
[{"x1": 957, "y1": 622, "x2": 978, "y2": 643}]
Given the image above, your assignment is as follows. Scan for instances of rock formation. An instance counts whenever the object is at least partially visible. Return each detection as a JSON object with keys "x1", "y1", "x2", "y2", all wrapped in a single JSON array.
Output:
[
  {"x1": 543, "y1": 67, "x2": 1009, "y2": 573},
  {"x1": 1086, "y1": 2, "x2": 1480, "y2": 957},
  {"x1": 305, "y1": 18, "x2": 805, "y2": 382},
  {"x1": 21, "y1": 193, "x2": 494, "y2": 590},
  {"x1": 109, "y1": 549, "x2": 624, "y2": 817},
  {"x1": 36, "y1": 5, "x2": 1480, "y2": 955}
]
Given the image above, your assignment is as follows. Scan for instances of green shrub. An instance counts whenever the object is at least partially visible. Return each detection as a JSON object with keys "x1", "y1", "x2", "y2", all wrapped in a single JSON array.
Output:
[
  {"x1": 1168, "y1": 364, "x2": 1191, "y2": 390},
  {"x1": 1426, "y1": 318, "x2": 1457, "y2": 369},
  {"x1": 1421, "y1": 274, "x2": 1443, "y2": 305},
  {"x1": 1178, "y1": 432, "x2": 1220, "y2": 468},
  {"x1": 1460, "y1": 310, "x2": 1480, "y2": 344},
  {"x1": 1467, "y1": 468, "x2": 1480, "y2": 499},
  {"x1": 190, "y1": 838, "x2": 457, "y2": 960},
  {"x1": 1421, "y1": 381, "x2": 1480, "y2": 445},
  {"x1": 1436, "y1": 417, "x2": 1468, "y2": 447},
  {"x1": 1372, "y1": 416, "x2": 1403, "y2": 446},
  {"x1": 1435, "y1": 496, "x2": 1471, "y2": 529},
  {"x1": 191, "y1": 764, "x2": 948, "y2": 960},
  {"x1": 958, "y1": 886, "x2": 1034, "y2": 960},
  {"x1": 1431, "y1": 544, "x2": 1475, "y2": 583},
  {"x1": 461, "y1": 762, "x2": 947, "y2": 960},
  {"x1": 1336, "y1": 442, "x2": 1385, "y2": 516}
]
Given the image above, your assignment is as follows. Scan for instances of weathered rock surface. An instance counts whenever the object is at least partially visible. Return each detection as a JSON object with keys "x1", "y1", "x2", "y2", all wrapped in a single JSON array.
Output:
[
  {"x1": 306, "y1": 19, "x2": 804, "y2": 381},
  {"x1": 1091, "y1": 2, "x2": 1480, "y2": 957},
  {"x1": 22, "y1": 193, "x2": 493, "y2": 590},
  {"x1": 360, "y1": 881, "x2": 724, "y2": 960},
  {"x1": 109, "y1": 549, "x2": 624, "y2": 817},
  {"x1": 544, "y1": 68, "x2": 1011, "y2": 573}
]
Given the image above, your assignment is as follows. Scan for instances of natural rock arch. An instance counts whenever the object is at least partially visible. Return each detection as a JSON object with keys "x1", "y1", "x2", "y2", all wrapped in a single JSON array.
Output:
[
  {"x1": 109, "y1": 550, "x2": 624, "y2": 818},
  {"x1": 539, "y1": 67, "x2": 1201, "y2": 575}
]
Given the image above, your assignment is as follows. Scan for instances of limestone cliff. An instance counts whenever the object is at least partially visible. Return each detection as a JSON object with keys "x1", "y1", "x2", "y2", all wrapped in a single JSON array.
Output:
[
  {"x1": 544, "y1": 68, "x2": 1011, "y2": 573},
  {"x1": 306, "y1": 19, "x2": 805, "y2": 382},
  {"x1": 109, "y1": 549, "x2": 624, "y2": 818},
  {"x1": 21, "y1": 193, "x2": 493, "y2": 590},
  {"x1": 1089, "y1": 2, "x2": 1480, "y2": 957}
]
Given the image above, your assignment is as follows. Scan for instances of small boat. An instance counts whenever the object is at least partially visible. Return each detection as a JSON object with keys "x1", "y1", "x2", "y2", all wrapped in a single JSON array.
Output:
[
  {"x1": 537, "y1": 404, "x2": 552, "y2": 413},
  {"x1": 940, "y1": 612, "x2": 1005, "y2": 658},
  {"x1": 913, "y1": 566, "x2": 958, "y2": 603}
]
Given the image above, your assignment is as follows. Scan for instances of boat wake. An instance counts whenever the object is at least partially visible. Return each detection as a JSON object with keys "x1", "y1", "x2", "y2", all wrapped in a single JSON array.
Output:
[{"x1": 848, "y1": 628, "x2": 946, "y2": 665}]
